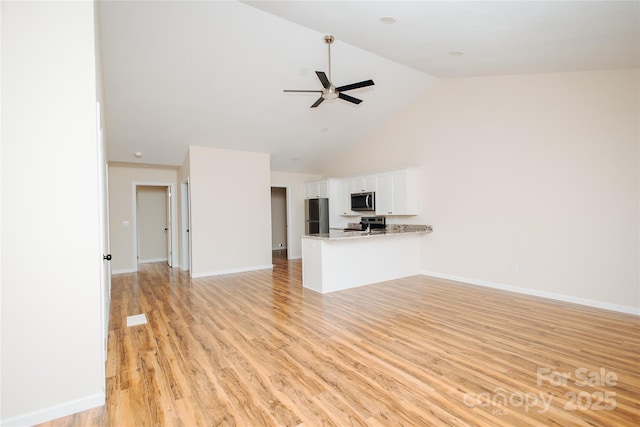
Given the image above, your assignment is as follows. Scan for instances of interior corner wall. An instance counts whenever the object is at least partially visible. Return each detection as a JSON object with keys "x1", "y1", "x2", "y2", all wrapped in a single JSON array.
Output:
[
  {"x1": 322, "y1": 69, "x2": 639, "y2": 313},
  {"x1": 189, "y1": 146, "x2": 272, "y2": 277},
  {"x1": 1, "y1": 1, "x2": 105, "y2": 424},
  {"x1": 270, "y1": 171, "x2": 322, "y2": 259},
  {"x1": 108, "y1": 164, "x2": 178, "y2": 273}
]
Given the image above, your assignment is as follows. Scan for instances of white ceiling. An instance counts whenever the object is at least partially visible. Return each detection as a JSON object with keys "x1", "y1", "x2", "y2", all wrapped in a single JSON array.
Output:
[{"x1": 99, "y1": 1, "x2": 639, "y2": 174}]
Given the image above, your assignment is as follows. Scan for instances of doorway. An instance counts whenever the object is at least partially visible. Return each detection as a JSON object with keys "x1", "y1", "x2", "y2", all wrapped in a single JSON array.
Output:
[
  {"x1": 271, "y1": 187, "x2": 289, "y2": 259},
  {"x1": 132, "y1": 182, "x2": 177, "y2": 269},
  {"x1": 136, "y1": 186, "x2": 169, "y2": 264}
]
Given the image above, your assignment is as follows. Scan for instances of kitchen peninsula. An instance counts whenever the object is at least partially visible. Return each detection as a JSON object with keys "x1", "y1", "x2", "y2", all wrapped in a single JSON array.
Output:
[{"x1": 301, "y1": 224, "x2": 432, "y2": 293}]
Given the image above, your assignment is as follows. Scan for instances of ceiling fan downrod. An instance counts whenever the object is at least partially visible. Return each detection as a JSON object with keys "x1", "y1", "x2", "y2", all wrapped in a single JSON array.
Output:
[{"x1": 324, "y1": 34, "x2": 334, "y2": 87}]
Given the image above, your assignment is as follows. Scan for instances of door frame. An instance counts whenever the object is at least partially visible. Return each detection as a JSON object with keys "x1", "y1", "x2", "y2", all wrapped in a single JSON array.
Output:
[
  {"x1": 271, "y1": 185, "x2": 292, "y2": 259},
  {"x1": 96, "y1": 101, "x2": 110, "y2": 366},
  {"x1": 284, "y1": 186, "x2": 292, "y2": 259},
  {"x1": 180, "y1": 178, "x2": 191, "y2": 272},
  {"x1": 131, "y1": 181, "x2": 178, "y2": 271}
]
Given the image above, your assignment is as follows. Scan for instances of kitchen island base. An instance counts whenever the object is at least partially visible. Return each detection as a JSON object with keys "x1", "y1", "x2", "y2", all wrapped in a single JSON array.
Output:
[{"x1": 301, "y1": 233, "x2": 421, "y2": 293}]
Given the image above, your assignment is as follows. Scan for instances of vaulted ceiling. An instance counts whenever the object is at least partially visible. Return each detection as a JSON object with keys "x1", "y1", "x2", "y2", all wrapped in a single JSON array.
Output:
[{"x1": 99, "y1": 1, "x2": 639, "y2": 173}]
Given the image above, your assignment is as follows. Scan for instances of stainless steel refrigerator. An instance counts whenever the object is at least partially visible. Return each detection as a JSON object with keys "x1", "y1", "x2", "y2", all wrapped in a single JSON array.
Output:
[{"x1": 305, "y1": 198, "x2": 329, "y2": 235}]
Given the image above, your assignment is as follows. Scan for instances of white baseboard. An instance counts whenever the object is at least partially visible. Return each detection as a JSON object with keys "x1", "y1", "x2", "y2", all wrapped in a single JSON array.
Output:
[
  {"x1": 191, "y1": 264, "x2": 274, "y2": 279},
  {"x1": 0, "y1": 393, "x2": 104, "y2": 427},
  {"x1": 111, "y1": 268, "x2": 137, "y2": 275},
  {"x1": 421, "y1": 271, "x2": 640, "y2": 316},
  {"x1": 138, "y1": 257, "x2": 168, "y2": 264}
]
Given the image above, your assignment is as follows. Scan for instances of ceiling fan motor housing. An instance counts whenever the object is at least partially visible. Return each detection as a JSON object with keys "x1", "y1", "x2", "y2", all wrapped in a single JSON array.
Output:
[{"x1": 323, "y1": 86, "x2": 338, "y2": 99}]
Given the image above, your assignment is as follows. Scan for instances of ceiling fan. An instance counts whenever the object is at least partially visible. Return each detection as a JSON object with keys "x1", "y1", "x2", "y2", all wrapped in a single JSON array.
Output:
[{"x1": 283, "y1": 35, "x2": 375, "y2": 108}]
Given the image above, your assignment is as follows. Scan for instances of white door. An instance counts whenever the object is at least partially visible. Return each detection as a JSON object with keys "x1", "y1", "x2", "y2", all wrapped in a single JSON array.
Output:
[
  {"x1": 96, "y1": 102, "x2": 111, "y2": 362},
  {"x1": 136, "y1": 186, "x2": 169, "y2": 263}
]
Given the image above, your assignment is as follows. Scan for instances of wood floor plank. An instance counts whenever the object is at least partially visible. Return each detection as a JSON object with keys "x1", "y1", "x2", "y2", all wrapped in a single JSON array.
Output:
[{"x1": 36, "y1": 257, "x2": 639, "y2": 426}]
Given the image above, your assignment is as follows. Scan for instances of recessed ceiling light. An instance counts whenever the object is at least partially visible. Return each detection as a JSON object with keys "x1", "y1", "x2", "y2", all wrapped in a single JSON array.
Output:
[
  {"x1": 379, "y1": 16, "x2": 396, "y2": 24},
  {"x1": 449, "y1": 51, "x2": 464, "y2": 56}
]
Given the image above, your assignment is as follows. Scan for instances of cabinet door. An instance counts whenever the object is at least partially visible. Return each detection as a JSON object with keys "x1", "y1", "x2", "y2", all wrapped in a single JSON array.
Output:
[
  {"x1": 390, "y1": 169, "x2": 418, "y2": 215},
  {"x1": 303, "y1": 182, "x2": 317, "y2": 199},
  {"x1": 390, "y1": 171, "x2": 409, "y2": 214},
  {"x1": 375, "y1": 174, "x2": 393, "y2": 215},
  {"x1": 350, "y1": 177, "x2": 363, "y2": 193},
  {"x1": 338, "y1": 179, "x2": 356, "y2": 216},
  {"x1": 350, "y1": 175, "x2": 376, "y2": 193},
  {"x1": 304, "y1": 180, "x2": 329, "y2": 199},
  {"x1": 317, "y1": 180, "x2": 329, "y2": 198},
  {"x1": 375, "y1": 168, "x2": 418, "y2": 215},
  {"x1": 328, "y1": 179, "x2": 350, "y2": 225}
]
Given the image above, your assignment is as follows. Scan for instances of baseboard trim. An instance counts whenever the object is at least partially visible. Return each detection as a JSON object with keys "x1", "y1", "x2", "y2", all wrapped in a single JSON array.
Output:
[
  {"x1": 1, "y1": 393, "x2": 104, "y2": 427},
  {"x1": 421, "y1": 270, "x2": 640, "y2": 316},
  {"x1": 191, "y1": 264, "x2": 274, "y2": 279},
  {"x1": 111, "y1": 268, "x2": 138, "y2": 274},
  {"x1": 111, "y1": 268, "x2": 137, "y2": 275},
  {"x1": 138, "y1": 258, "x2": 168, "y2": 264}
]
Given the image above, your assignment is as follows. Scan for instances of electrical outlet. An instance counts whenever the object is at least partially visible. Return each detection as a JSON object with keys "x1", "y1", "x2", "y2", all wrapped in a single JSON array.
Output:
[{"x1": 512, "y1": 264, "x2": 519, "y2": 273}]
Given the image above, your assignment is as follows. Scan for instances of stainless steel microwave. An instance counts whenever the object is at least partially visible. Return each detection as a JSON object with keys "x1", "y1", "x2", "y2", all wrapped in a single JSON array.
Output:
[{"x1": 351, "y1": 191, "x2": 375, "y2": 211}]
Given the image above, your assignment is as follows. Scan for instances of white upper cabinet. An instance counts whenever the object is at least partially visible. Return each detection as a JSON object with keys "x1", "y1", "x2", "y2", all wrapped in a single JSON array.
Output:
[
  {"x1": 338, "y1": 175, "x2": 376, "y2": 216},
  {"x1": 337, "y1": 179, "x2": 355, "y2": 216},
  {"x1": 375, "y1": 168, "x2": 418, "y2": 216},
  {"x1": 304, "y1": 180, "x2": 330, "y2": 199},
  {"x1": 375, "y1": 173, "x2": 393, "y2": 214},
  {"x1": 336, "y1": 168, "x2": 418, "y2": 217},
  {"x1": 350, "y1": 175, "x2": 377, "y2": 193}
]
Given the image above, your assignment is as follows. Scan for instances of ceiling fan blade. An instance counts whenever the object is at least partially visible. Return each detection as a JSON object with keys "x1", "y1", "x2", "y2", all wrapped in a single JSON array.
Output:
[
  {"x1": 338, "y1": 93, "x2": 362, "y2": 105},
  {"x1": 310, "y1": 97, "x2": 325, "y2": 108},
  {"x1": 283, "y1": 89, "x2": 323, "y2": 93},
  {"x1": 336, "y1": 79, "x2": 375, "y2": 92},
  {"x1": 315, "y1": 71, "x2": 331, "y2": 89}
]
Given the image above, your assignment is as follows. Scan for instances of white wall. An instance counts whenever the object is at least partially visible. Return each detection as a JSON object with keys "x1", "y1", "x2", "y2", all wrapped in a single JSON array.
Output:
[
  {"x1": 271, "y1": 171, "x2": 322, "y2": 259},
  {"x1": 108, "y1": 164, "x2": 178, "y2": 273},
  {"x1": 188, "y1": 146, "x2": 272, "y2": 277},
  {"x1": 323, "y1": 69, "x2": 639, "y2": 313},
  {"x1": 1, "y1": 1, "x2": 105, "y2": 424}
]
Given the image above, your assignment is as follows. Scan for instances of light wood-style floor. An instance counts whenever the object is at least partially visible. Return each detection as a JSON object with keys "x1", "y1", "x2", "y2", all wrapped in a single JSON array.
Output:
[{"x1": 39, "y1": 256, "x2": 639, "y2": 426}]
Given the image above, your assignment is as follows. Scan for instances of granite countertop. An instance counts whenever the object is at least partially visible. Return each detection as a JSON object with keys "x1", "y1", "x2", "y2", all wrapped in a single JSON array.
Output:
[{"x1": 303, "y1": 225, "x2": 433, "y2": 241}]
